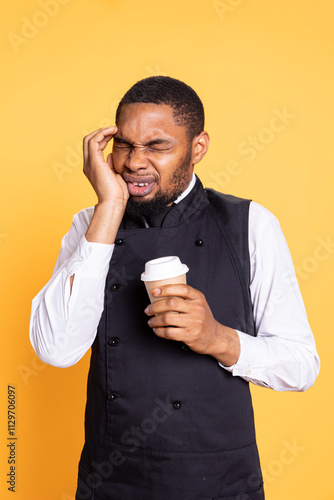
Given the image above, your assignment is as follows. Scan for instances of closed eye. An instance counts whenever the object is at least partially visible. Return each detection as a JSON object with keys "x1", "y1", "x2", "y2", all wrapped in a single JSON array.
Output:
[
  {"x1": 114, "y1": 143, "x2": 131, "y2": 149},
  {"x1": 113, "y1": 137, "x2": 173, "y2": 152},
  {"x1": 148, "y1": 145, "x2": 171, "y2": 152},
  {"x1": 114, "y1": 138, "x2": 131, "y2": 149}
]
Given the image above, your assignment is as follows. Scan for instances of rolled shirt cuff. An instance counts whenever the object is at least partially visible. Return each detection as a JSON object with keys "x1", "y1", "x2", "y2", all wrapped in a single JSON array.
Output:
[
  {"x1": 218, "y1": 330, "x2": 272, "y2": 388},
  {"x1": 65, "y1": 236, "x2": 114, "y2": 279}
]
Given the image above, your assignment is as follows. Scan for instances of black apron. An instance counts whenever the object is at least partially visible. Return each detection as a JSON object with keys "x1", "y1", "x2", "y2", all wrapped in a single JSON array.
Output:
[{"x1": 76, "y1": 176, "x2": 264, "y2": 499}]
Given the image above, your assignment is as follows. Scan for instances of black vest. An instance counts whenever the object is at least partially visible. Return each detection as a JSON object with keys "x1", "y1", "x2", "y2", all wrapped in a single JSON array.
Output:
[{"x1": 76, "y1": 177, "x2": 264, "y2": 500}]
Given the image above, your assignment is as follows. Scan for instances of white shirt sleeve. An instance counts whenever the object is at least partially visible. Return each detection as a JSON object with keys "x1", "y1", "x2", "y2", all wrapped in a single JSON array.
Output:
[
  {"x1": 29, "y1": 206, "x2": 114, "y2": 368},
  {"x1": 219, "y1": 202, "x2": 320, "y2": 392}
]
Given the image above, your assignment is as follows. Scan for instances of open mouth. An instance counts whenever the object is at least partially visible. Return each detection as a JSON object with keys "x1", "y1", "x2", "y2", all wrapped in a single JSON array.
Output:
[{"x1": 126, "y1": 181, "x2": 156, "y2": 197}]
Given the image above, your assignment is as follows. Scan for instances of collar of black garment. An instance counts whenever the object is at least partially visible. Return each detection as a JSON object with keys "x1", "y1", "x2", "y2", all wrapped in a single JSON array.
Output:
[{"x1": 120, "y1": 175, "x2": 207, "y2": 229}]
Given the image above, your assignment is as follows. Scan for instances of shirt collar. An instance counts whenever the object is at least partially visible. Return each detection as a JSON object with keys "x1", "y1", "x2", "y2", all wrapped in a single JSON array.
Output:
[{"x1": 173, "y1": 172, "x2": 196, "y2": 205}]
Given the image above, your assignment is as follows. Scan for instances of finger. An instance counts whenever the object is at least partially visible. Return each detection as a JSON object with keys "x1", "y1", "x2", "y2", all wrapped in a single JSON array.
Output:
[
  {"x1": 83, "y1": 126, "x2": 117, "y2": 160},
  {"x1": 152, "y1": 326, "x2": 185, "y2": 342},
  {"x1": 148, "y1": 312, "x2": 187, "y2": 329},
  {"x1": 106, "y1": 153, "x2": 113, "y2": 169},
  {"x1": 107, "y1": 153, "x2": 127, "y2": 185},
  {"x1": 145, "y1": 296, "x2": 188, "y2": 316},
  {"x1": 87, "y1": 127, "x2": 118, "y2": 155},
  {"x1": 118, "y1": 173, "x2": 130, "y2": 200},
  {"x1": 151, "y1": 284, "x2": 200, "y2": 301},
  {"x1": 84, "y1": 126, "x2": 118, "y2": 143},
  {"x1": 106, "y1": 153, "x2": 129, "y2": 200},
  {"x1": 83, "y1": 128, "x2": 111, "y2": 160}
]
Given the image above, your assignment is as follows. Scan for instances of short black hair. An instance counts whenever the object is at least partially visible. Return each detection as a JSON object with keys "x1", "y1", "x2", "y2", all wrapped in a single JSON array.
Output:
[{"x1": 115, "y1": 76, "x2": 205, "y2": 141}]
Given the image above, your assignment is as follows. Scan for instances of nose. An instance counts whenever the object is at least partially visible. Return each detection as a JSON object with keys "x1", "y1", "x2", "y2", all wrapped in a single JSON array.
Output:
[{"x1": 125, "y1": 147, "x2": 149, "y2": 171}]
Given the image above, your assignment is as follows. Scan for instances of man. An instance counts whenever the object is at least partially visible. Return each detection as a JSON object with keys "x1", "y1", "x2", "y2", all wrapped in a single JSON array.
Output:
[{"x1": 30, "y1": 76, "x2": 320, "y2": 499}]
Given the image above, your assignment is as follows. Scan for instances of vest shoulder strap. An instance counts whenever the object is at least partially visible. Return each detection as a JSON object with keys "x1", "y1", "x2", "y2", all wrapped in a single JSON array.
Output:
[{"x1": 204, "y1": 188, "x2": 256, "y2": 337}]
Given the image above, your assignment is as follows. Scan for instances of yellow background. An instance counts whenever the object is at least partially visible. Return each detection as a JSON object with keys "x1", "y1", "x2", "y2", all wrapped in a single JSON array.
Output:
[{"x1": 1, "y1": 1, "x2": 333, "y2": 498}]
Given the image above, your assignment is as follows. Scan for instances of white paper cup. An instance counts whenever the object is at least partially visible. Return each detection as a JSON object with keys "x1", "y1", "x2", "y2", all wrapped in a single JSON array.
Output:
[{"x1": 141, "y1": 256, "x2": 189, "y2": 303}]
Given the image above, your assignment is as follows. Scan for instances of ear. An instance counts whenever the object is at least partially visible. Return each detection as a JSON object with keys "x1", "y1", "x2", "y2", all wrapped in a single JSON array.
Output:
[{"x1": 191, "y1": 131, "x2": 210, "y2": 165}]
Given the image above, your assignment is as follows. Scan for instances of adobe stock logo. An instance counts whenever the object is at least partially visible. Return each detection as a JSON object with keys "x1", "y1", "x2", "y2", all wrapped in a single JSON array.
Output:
[
  {"x1": 7, "y1": 0, "x2": 71, "y2": 54},
  {"x1": 213, "y1": 0, "x2": 245, "y2": 21},
  {"x1": 262, "y1": 439, "x2": 307, "y2": 485},
  {"x1": 206, "y1": 106, "x2": 297, "y2": 191},
  {"x1": 51, "y1": 99, "x2": 120, "y2": 182},
  {"x1": 0, "y1": 233, "x2": 8, "y2": 244}
]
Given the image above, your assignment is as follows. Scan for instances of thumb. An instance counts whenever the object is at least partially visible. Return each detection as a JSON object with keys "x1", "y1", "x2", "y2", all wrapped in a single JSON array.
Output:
[{"x1": 106, "y1": 153, "x2": 114, "y2": 170}]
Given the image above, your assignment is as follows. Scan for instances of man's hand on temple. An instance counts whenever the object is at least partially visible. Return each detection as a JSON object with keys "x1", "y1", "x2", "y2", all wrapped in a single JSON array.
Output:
[
  {"x1": 82, "y1": 126, "x2": 129, "y2": 245},
  {"x1": 83, "y1": 126, "x2": 129, "y2": 208},
  {"x1": 144, "y1": 284, "x2": 241, "y2": 367}
]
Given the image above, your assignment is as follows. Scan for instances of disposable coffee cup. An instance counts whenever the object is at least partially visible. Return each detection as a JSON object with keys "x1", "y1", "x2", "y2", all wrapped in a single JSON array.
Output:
[{"x1": 141, "y1": 256, "x2": 189, "y2": 303}]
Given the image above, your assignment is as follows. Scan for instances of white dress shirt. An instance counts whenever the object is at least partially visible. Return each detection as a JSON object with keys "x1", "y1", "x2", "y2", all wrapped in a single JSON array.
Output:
[{"x1": 29, "y1": 174, "x2": 320, "y2": 391}]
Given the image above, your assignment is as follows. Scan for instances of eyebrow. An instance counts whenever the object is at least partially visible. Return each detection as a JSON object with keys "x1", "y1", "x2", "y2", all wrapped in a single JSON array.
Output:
[{"x1": 114, "y1": 136, "x2": 173, "y2": 147}]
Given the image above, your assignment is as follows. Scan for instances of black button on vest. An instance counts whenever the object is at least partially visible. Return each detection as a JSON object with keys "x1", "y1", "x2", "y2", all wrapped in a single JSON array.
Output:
[
  {"x1": 107, "y1": 393, "x2": 117, "y2": 401},
  {"x1": 108, "y1": 337, "x2": 119, "y2": 347},
  {"x1": 110, "y1": 283, "x2": 121, "y2": 292}
]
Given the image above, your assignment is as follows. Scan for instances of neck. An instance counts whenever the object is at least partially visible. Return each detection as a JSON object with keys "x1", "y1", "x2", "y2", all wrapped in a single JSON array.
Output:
[{"x1": 173, "y1": 172, "x2": 196, "y2": 205}]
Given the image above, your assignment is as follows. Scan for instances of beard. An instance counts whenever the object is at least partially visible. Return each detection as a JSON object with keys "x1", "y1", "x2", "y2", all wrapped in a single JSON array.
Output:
[{"x1": 124, "y1": 146, "x2": 193, "y2": 222}]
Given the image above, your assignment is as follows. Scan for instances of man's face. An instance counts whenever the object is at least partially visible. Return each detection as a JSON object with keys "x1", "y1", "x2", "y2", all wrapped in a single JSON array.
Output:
[{"x1": 112, "y1": 103, "x2": 194, "y2": 219}]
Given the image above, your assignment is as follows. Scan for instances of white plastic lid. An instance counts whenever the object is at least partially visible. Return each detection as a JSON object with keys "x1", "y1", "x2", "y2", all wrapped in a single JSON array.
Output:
[{"x1": 141, "y1": 256, "x2": 189, "y2": 282}]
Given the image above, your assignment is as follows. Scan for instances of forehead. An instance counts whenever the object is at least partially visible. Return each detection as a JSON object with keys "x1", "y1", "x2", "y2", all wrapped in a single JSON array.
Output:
[{"x1": 116, "y1": 103, "x2": 187, "y2": 143}]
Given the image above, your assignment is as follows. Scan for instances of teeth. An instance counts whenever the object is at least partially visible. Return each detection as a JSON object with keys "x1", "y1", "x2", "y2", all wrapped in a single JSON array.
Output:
[{"x1": 133, "y1": 182, "x2": 149, "y2": 186}]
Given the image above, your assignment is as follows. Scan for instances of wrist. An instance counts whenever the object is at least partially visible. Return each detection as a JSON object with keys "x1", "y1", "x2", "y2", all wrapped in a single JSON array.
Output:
[
  {"x1": 96, "y1": 198, "x2": 126, "y2": 212},
  {"x1": 208, "y1": 321, "x2": 240, "y2": 367},
  {"x1": 85, "y1": 201, "x2": 126, "y2": 244}
]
